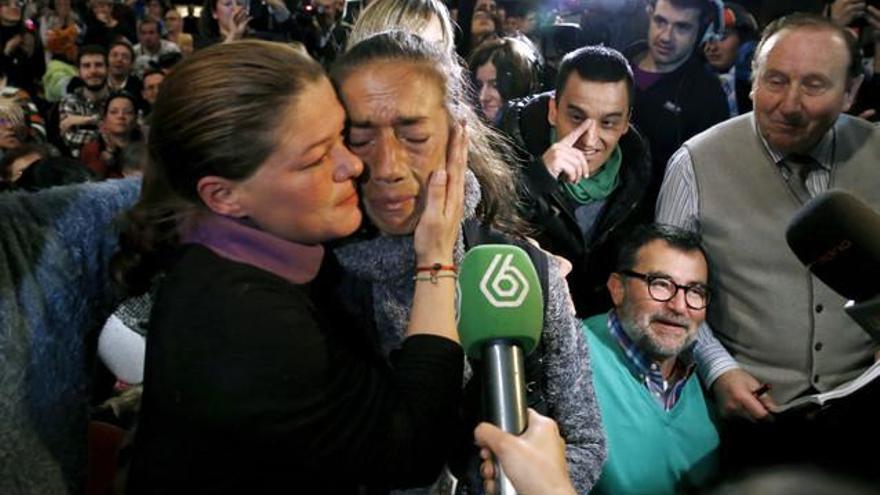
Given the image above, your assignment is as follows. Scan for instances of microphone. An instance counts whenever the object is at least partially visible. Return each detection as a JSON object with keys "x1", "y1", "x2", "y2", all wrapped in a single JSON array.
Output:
[
  {"x1": 458, "y1": 244, "x2": 544, "y2": 495},
  {"x1": 786, "y1": 190, "x2": 880, "y2": 340},
  {"x1": 786, "y1": 190, "x2": 880, "y2": 302}
]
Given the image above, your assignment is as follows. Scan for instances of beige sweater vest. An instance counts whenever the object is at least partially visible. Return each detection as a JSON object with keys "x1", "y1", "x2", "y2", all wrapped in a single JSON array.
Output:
[{"x1": 686, "y1": 113, "x2": 880, "y2": 402}]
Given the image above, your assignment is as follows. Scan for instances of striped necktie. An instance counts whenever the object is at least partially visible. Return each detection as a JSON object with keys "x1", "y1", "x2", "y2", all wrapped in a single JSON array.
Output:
[{"x1": 784, "y1": 154, "x2": 819, "y2": 203}]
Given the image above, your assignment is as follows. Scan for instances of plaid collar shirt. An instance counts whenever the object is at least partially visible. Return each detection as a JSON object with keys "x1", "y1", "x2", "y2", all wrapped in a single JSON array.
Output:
[
  {"x1": 59, "y1": 86, "x2": 109, "y2": 157},
  {"x1": 607, "y1": 310, "x2": 696, "y2": 411}
]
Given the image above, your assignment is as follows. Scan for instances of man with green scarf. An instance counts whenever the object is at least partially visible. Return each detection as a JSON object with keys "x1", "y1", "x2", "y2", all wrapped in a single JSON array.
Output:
[{"x1": 500, "y1": 45, "x2": 655, "y2": 316}]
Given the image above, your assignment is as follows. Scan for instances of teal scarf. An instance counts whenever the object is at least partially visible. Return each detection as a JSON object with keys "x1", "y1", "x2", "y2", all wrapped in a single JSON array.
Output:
[{"x1": 561, "y1": 145, "x2": 623, "y2": 204}]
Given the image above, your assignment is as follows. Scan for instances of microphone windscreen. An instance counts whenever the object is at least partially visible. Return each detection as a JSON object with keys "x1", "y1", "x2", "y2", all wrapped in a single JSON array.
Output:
[
  {"x1": 786, "y1": 190, "x2": 880, "y2": 301},
  {"x1": 458, "y1": 244, "x2": 544, "y2": 359}
]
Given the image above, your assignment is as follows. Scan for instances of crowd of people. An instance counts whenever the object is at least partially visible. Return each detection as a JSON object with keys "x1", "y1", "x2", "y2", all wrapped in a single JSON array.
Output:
[{"x1": 2, "y1": 0, "x2": 880, "y2": 494}]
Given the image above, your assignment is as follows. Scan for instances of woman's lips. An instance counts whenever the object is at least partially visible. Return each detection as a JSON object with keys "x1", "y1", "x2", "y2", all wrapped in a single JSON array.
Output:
[
  {"x1": 338, "y1": 189, "x2": 359, "y2": 207},
  {"x1": 372, "y1": 195, "x2": 415, "y2": 212}
]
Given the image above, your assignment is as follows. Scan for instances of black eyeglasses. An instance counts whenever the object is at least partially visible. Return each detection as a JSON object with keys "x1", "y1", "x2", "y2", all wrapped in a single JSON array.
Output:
[{"x1": 619, "y1": 270, "x2": 710, "y2": 310}]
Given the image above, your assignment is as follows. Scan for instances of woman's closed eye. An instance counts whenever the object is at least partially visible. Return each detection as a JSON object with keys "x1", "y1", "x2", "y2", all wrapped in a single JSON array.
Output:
[
  {"x1": 347, "y1": 129, "x2": 374, "y2": 149},
  {"x1": 401, "y1": 134, "x2": 429, "y2": 145}
]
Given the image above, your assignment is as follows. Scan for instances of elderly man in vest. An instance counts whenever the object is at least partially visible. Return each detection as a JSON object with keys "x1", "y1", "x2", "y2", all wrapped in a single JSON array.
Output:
[{"x1": 657, "y1": 13, "x2": 879, "y2": 477}]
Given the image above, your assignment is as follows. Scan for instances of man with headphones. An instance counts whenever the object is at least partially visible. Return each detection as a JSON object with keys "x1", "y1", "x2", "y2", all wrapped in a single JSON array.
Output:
[
  {"x1": 623, "y1": 0, "x2": 729, "y2": 202},
  {"x1": 703, "y1": 2, "x2": 759, "y2": 117}
]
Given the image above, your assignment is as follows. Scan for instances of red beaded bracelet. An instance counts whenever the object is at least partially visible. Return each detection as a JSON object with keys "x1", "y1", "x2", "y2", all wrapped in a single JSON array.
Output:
[
  {"x1": 415, "y1": 263, "x2": 457, "y2": 274},
  {"x1": 413, "y1": 263, "x2": 458, "y2": 284}
]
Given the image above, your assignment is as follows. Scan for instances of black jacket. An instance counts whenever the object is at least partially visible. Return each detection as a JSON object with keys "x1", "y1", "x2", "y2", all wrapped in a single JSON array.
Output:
[
  {"x1": 500, "y1": 92, "x2": 654, "y2": 316},
  {"x1": 128, "y1": 246, "x2": 464, "y2": 494},
  {"x1": 624, "y1": 42, "x2": 729, "y2": 200}
]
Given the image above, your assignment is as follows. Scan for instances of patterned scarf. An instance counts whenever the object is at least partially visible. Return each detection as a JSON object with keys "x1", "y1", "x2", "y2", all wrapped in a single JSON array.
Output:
[{"x1": 561, "y1": 145, "x2": 623, "y2": 204}]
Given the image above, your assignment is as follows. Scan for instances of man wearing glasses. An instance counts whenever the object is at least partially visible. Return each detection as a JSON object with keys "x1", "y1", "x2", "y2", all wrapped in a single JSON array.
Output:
[{"x1": 582, "y1": 223, "x2": 719, "y2": 495}]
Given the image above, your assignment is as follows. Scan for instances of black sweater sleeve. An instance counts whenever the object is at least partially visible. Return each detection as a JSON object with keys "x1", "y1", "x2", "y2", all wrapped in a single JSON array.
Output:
[{"x1": 130, "y1": 246, "x2": 463, "y2": 493}]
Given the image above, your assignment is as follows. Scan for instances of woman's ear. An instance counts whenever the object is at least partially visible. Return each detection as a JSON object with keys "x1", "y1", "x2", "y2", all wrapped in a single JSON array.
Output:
[{"x1": 196, "y1": 175, "x2": 247, "y2": 217}]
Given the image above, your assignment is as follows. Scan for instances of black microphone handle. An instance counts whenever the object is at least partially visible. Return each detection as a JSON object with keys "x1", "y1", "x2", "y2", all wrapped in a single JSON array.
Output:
[{"x1": 483, "y1": 341, "x2": 529, "y2": 495}]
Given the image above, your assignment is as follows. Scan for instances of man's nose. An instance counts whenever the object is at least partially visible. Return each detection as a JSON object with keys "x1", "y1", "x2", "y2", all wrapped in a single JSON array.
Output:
[
  {"x1": 779, "y1": 85, "x2": 803, "y2": 116},
  {"x1": 666, "y1": 288, "x2": 689, "y2": 314},
  {"x1": 579, "y1": 120, "x2": 599, "y2": 149},
  {"x1": 657, "y1": 24, "x2": 672, "y2": 41}
]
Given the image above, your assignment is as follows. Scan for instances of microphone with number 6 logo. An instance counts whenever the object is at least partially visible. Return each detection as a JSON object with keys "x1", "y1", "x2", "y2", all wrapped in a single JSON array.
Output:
[{"x1": 458, "y1": 245, "x2": 544, "y2": 495}]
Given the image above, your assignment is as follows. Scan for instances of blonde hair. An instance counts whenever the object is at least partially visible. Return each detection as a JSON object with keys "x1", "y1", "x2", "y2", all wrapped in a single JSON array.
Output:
[
  {"x1": 0, "y1": 97, "x2": 26, "y2": 131},
  {"x1": 347, "y1": 0, "x2": 456, "y2": 58}
]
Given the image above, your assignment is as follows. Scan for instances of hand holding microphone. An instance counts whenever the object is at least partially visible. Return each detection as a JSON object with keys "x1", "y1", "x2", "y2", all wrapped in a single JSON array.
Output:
[
  {"x1": 475, "y1": 409, "x2": 576, "y2": 495},
  {"x1": 459, "y1": 244, "x2": 544, "y2": 494}
]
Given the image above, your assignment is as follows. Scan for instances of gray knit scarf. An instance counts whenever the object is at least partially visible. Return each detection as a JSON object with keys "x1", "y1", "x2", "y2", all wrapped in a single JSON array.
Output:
[
  {"x1": 334, "y1": 170, "x2": 483, "y2": 495},
  {"x1": 334, "y1": 169, "x2": 481, "y2": 359}
]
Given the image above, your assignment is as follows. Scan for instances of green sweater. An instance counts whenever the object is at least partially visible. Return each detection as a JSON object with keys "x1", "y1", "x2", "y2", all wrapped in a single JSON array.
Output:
[
  {"x1": 584, "y1": 314, "x2": 719, "y2": 495},
  {"x1": 42, "y1": 59, "x2": 77, "y2": 103}
]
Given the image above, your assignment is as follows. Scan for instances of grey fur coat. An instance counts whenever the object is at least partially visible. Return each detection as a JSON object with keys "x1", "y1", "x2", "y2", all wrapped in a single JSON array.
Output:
[{"x1": 0, "y1": 178, "x2": 140, "y2": 494}]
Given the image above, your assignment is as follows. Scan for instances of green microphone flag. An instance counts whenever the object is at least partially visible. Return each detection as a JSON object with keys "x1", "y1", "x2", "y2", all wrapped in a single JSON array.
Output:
[{"x1": 458, "y1": 244, "x2": 544, "y2": 360}]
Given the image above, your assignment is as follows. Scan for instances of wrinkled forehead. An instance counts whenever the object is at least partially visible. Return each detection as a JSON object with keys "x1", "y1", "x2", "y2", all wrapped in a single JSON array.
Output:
[
  {"x1": 756, "y1": 26, "x2": 849, "y2": 76},
  {"x1": 341, "y1": 61, "x2": 447, "y2": 115}
]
